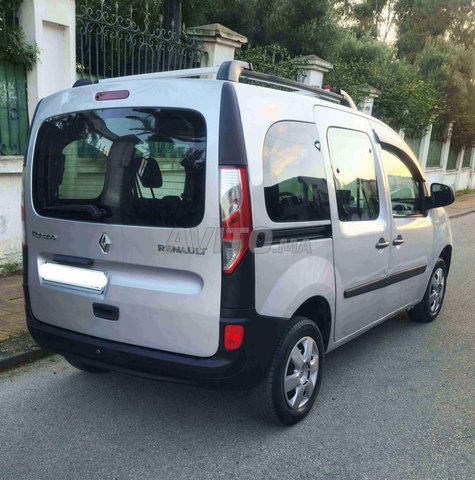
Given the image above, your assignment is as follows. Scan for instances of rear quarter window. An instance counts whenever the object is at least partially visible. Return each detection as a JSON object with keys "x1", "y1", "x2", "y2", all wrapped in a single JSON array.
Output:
[
  {"x1": 32, "y1": 108, "x2": 206, "y2": 228},
  {"x1": 262, "y1": 121, "x2": 330, "y2": 223}
]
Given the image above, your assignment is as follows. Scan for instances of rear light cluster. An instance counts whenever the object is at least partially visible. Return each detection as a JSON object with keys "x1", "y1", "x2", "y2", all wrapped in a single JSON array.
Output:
[
  {"x1": 21, "y1": 177, "x2": 28, "y2": 309},
  {"x1": 219, "y1": 166, "x2": 252, "y2": 274},
  {"x1": 21, "y1": 179, "x2": 26, "y2": 248}
]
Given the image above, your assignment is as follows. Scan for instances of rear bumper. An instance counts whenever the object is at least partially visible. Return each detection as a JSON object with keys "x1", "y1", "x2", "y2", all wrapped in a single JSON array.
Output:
[{"x1": 26, "y1": 306, "x2": 287, "y2": 389}]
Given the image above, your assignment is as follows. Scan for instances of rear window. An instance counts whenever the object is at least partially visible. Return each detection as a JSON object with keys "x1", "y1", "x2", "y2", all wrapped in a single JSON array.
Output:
[{"x1": 33, "y1": 108, "x2": 206, "y2": 227}]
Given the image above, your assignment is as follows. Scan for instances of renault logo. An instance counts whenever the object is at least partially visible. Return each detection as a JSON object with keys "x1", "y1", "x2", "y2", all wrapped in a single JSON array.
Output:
[{"x1": 99, "y1": 233, "x2": 111, "y2": 253}]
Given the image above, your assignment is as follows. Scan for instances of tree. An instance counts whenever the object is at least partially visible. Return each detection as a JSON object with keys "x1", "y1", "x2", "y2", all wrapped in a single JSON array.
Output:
[
  {"x1": 259, "y1": 0, "x2": 342, "y2": 56},
  {"x1": 324, "y1": 33, "x2": 440, "y2": 136},
  {"x1": 182, "y1": 0, "x2": 264, "y2": 41},
  {"x1": 415, "y1": 37, "x2": 475, "y2": 148},
  {"x1": 184, "y1": 0, "x2": 342, "y2": 57},
  {"x1": 395, "y1": 0, "x2": 475, "y2": 59},
  {"x1": 0, "y1": 0, "x2": 38, "y2": 69},
  {"x1": 164, "y1": 0, "x2": 182, "y2": 35},
  {"x1": 236, "y1": 44, "x2": 307, "y2": 79}
]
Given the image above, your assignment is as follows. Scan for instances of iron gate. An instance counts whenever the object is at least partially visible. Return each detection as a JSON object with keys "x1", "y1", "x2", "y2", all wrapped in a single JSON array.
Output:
[{"x1": 76, "y1": 1, "x2": 204, "y2": 80}]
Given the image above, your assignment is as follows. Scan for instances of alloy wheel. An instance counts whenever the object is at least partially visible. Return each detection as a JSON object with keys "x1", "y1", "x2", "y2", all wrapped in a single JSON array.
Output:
[
  {"x1": 283, "y1": 336, "x2": 319, "y2": 410},
  {"x1": 429, "y1": 267, "x2": 445, "y2": 314}
]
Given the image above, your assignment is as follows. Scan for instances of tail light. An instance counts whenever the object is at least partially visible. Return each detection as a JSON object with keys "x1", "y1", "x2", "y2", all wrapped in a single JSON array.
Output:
[
  {"x1": 21, "y1": 177, "x2": 26, "y2": 248},
  {"x1": 21, "y1": 175, "x2": 28, "y2": 309},
  {"x1": 219, "y1": 166, "x2": 252, "y2": 274},
  {"x1": 95, "y1": 90, "x2": 129, "y2": 101}
]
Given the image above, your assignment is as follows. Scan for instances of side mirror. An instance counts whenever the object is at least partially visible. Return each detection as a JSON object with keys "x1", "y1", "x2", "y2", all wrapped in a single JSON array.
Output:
[{"x1": 429, "y1": 183, "x2": 455, "y2": 209}]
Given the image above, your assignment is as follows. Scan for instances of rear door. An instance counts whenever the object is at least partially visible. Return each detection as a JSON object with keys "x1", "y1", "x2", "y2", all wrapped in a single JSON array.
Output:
[
  {"x1": 315, "y1": 106, "x2": 392, "y2": 341},
  {"x1": 25, "y1": 81, "x2": 222, "y2": 357}
]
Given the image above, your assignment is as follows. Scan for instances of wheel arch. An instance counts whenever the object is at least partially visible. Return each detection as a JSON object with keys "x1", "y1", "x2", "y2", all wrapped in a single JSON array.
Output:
[
  {"x1": 439, "y1": 244, "x2": 452, "y2": 273},
  {"x1": 293, "y1": 296, "x2": 332, "y2": 351}
]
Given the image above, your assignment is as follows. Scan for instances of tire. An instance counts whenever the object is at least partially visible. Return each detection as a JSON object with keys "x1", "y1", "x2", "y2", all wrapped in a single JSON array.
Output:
[
  {"x1": 252, "y1": 316, "x2": 324, "y2": 426},
  {"x1": 409, "y1": 258, "x2": 448, "y2": 323},
  {"x1": 65, "y1": 356, "x2": 109, "y2": 373}
]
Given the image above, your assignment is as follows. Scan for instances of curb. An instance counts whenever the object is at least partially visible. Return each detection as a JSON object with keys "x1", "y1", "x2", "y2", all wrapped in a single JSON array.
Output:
[
  {"x1": 0, "y1": 334, "x2": 50, "y2": 373},
  {"x1": 448, "y1": 208, "x2": 475, "y2": 219},
  {"x1": 0, "y1": 347, "x2": 49, "y2": 373}
]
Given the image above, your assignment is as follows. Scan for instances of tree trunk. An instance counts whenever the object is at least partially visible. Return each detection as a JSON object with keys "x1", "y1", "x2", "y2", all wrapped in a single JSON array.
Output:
[{"x1": 164, "y1": 0, "x2": 182, "y2": 36}]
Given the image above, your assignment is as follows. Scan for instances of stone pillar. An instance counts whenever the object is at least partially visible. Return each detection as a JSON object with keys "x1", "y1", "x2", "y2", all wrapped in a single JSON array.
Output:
[
  {"x1": 440, "y1": 122, "x2": 454, "y2": 174},
  {"x1": 357, "y1": 86, "x2": 381, "y2": 116},
  {"x1": 298, "y1": 55, "x2": 333, "y2": 88},
  {"x1": 187, "y1": 24, "x2": 247, "y2": 75},
  {"x1": 18, "y1": 0, "x2": 76, "y2": 122},
  {"x1": 455, "y1": 147, "x2": 465, "y2": 191},
  {"x1": 418, "y1": 124, "x2": 433, "y2": 170},
  {"x1": 470, "y1": 147, "x2": 475, "y2": 189}
]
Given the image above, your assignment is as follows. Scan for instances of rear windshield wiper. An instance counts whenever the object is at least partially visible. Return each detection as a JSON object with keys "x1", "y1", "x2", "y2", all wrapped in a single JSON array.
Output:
[{"x1": 44, "y1": 204, "x2": 109, "y2": 221}]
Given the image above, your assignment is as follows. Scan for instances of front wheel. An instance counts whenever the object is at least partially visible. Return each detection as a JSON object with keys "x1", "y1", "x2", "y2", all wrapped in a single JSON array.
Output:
[
  {"x1": 409, "y1": 259, "x2": 448, "y2": 323},
  {"x1": 253, "y1": 316, "x2": 324, "y2": 426}
]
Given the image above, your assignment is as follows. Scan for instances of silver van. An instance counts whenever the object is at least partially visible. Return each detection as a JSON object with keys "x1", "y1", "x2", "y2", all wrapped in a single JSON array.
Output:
[{"x1": 23, "y1": 61, "x2": 454, "y2": 425}]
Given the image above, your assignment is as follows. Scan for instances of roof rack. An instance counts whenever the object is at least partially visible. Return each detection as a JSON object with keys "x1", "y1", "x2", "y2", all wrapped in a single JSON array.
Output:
[
  {"x1": 98, "y1": 66, "x2": 221, "y2": 84},
  {"x1": 97, "y1": 60, "x2": 357, "y2": 110},
  {"x1": 216, "y1": 61, "x2": 357, "y2": 110}
]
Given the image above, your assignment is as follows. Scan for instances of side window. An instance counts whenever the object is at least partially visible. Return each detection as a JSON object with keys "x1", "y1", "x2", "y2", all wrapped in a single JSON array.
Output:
[
  {"x1": 381, "y1": 145, "x2": 422, "y2": 216},
  {"x1": 327, "y1": 128, "x2": 380, "y2": 222},
  {"x1": 263, "y1": 121, "x2": 330, "y2": 223}
]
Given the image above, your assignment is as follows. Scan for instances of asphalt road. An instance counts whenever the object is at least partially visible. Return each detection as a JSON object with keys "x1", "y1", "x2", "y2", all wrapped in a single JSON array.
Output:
[{"x1": 1, "y1": 214, "x2": 474, "y2": 480}]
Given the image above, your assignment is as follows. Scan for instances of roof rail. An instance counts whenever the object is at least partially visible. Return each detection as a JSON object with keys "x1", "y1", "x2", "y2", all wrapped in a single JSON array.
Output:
[
  {"x1": 216, "y1": 60, "x2": 357, "y2": 110},
  {"x1": 98, "y1": 66, "x2": 221, "y2": 84}
]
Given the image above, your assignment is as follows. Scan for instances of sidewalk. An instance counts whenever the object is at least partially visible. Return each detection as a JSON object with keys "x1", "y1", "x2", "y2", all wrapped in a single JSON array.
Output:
[
  {"x1": 0, "y1": 190, "x2": 474, "y2": 370},
  {"x1": 0, "y1": 275, "x2": 45, "y2": 370},
  {"x1": 0, "y1": 275, "x2": 26, "y2": 341},
  {"x1": 446, "y1": 190, "x2": 475, "y2": 218}
]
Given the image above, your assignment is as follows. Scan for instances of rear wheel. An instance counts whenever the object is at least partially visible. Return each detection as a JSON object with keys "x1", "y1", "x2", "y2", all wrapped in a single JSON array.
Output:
[
  {"x1": 409, "y1": 259, "x2": 447, "y2": 323},
  {"x1": 253, "y1": 316, "x2": 324, "y2": 426},
  {"x1": 65, "y1": 357, "x2": 109, "y2": 373}
]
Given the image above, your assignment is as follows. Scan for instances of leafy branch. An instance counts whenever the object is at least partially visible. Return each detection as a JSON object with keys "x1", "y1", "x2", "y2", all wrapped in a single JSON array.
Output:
[{"x1": 0, "y1": 0, "x2": 39, "y2": 69}]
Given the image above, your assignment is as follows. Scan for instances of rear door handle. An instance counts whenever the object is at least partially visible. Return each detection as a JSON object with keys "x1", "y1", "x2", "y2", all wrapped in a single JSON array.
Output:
[
  {"x1": 93, "y1": 303, "x2": 119, "y2": 321},
  {"x1": 392, "y1": 235, "x2": 405, "y2": 246},
  {"x1": 375, "y1": 238, "x2": 390, "y2": 249}
]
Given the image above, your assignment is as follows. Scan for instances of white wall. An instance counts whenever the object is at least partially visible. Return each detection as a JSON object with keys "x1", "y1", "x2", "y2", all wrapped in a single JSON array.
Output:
[
  {"x1": 0, "y1": 0, "x2": 76, "y2": 266},
  {"x1": 0, "y1": 158, "x2": 23, "y2": 265},
  {"x1": 18, "y1": 0, "x2": 76, "y2": 121}
]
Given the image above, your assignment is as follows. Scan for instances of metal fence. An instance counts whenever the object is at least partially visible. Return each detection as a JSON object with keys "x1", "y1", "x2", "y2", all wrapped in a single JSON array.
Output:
[
  {"x1": 0, "y1": 11, "x2": 29, "y2": 156},
  {"x1": 76, "y1": 1, "x2": 204, "y2": 80}
]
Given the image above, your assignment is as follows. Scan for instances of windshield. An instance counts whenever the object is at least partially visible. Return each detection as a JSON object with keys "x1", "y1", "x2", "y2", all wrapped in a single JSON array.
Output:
[{"x1": 33, "y1": 108, "x2": 206, "y2": 227}]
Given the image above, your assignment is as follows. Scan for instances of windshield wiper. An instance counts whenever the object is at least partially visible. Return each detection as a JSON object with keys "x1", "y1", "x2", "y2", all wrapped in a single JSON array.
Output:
[{"x1": 44, "y1": 204, "x2": 109, "y2": 221}]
